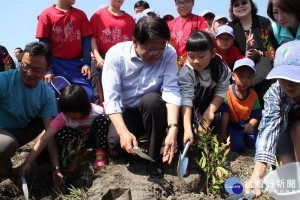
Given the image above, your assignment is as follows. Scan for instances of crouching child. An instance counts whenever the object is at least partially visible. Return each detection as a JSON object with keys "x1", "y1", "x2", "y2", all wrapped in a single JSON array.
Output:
[{"x1": 219, "y1": 58, "x2": 262, "y2": 152}]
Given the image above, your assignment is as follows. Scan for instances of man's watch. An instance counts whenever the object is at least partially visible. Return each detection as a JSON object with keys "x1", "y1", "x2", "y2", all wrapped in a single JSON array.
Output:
[
  {"x1": 168, "y1": 123, "x2": 178, "y2": 130},
  {"x1": 53, "y1": 166, "x2": 60, "y2": 171}
]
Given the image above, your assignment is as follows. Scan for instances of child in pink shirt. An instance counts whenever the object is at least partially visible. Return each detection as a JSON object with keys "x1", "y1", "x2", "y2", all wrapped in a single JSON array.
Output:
[{"x1": 20, "y1": 85, "x2": 110, "y2": 186}]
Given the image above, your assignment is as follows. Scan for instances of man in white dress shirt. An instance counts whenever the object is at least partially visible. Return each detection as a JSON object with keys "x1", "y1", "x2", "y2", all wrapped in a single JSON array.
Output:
[{"x1": 102, "y1": 16, "x2": 181, "y2": 178}]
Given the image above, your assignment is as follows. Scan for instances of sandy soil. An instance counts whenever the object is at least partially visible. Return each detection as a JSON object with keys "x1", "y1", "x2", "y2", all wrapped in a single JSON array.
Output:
[{"x1": 0, "y1": 140, "x2": 274, "y2": 200}]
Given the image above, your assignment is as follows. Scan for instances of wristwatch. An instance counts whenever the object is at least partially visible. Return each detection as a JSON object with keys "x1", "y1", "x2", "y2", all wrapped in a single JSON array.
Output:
[{"x1": 168, "y1": 123, "x2": 178, "y2": 130}]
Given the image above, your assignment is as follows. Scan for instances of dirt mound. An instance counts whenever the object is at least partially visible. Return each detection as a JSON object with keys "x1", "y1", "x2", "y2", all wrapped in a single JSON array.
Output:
[
  {"x1": 1, "y1": 142, "x2": 274, "y2": 200},
  {"x1": 87, "y1": 155, "x2": 206, "y2": 200}
]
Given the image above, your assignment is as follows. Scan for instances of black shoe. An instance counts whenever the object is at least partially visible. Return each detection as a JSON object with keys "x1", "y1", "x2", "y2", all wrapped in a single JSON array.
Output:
[{"x1": 147, "y1": 161, "x2": 164, "y2": 179}]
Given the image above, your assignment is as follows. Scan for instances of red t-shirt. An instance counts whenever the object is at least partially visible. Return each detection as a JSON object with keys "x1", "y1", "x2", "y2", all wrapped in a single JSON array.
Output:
[
  {"x1": 90, "y1": 8, "x2": 135, "y2": 55},
  {"x1": 168, "y1": 14, "x2": 206, "y2": 67},
  {"x1": 36, "y1": 5, "x2": 93, "y2": 59},
  {"x1": 216, "y1": 45, "x2": 244, "y2": 69}
]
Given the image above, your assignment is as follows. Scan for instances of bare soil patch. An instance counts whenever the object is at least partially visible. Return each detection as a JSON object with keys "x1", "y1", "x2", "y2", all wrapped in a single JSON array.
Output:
[{"x1": 0, "y1": 140, "x2": 274, "y2": 200}]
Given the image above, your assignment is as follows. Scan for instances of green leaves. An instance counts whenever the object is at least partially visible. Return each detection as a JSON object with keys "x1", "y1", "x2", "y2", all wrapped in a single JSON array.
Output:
[
  {"x1": 212, "y1": 185, "x2": 220, "y2": 190},
  {"x1": 260, "y1": 27, "x2": 275, "y2": 59},
  {"x1": 61, "y1": 132, "x2": 89, "y2": 176},
  {"x1": 204, "y1": 145, "x2": 208, "y2": 155},
  {"x1": 201, "y1": 157, "x2": 206, "y2": 168},
  {"x1": 177, "y1": 55, "x2": 184, "y2": 71},
  {"x1": 60, "y1": 184, "x2": 87, "y2": 200},
  {"x1": 223, "y1": 149, "x2": 230, "y2": 157},
  {"x1": 69, "y1": 150, "x2": 76, "y2": 156},
  {"x1": 217, "y1": 167, "x2": 228, "y2": 175},
  {"x1": 194, "y1": 117, "x2": 231, "y2": 196}
]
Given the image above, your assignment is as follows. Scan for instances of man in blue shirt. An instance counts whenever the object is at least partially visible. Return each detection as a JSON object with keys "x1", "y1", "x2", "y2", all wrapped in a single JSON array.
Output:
[
  {"x1": 102, "y1": 16, "x2": 181, "y2": 178},
  {"x1": 0, "y1": 42, "x2": 58, "y2": 179}
]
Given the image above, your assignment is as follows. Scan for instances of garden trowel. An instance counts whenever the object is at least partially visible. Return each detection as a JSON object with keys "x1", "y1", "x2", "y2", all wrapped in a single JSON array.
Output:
[
  {"x1": 132, "y1": 147, "x2": 155, "y2": 162},
  {"x1": 22, "y1": 177, "x2": 29, "y2": 200},
  {"x1": 177, "y1": 140, "x2": 190, "y2": 178}
]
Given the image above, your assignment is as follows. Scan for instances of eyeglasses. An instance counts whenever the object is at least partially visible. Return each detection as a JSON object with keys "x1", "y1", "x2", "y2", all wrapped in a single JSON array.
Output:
[
  {"x1": 233, "y1": 0, "x2": 249, "y2": 8},
  {"x1": 176, "y1": 0, "x2": 192, "y2": 6},
  {"x1": 140, "y1": 43, "x2": 168, "y2": 56},
  {"x1": 20, "y1": 62, "x2": 45, "y2": 76}
]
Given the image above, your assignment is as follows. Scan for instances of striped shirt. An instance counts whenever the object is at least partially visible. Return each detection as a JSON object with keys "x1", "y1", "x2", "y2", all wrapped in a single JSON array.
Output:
[{"x1": 255, "y1": 81, "x2": 293, "y2": 165}]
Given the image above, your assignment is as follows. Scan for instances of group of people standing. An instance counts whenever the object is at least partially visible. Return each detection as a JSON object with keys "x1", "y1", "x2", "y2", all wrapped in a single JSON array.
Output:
[{"x1": 0, "y1": 0, "x2": 300, "y2": 198}]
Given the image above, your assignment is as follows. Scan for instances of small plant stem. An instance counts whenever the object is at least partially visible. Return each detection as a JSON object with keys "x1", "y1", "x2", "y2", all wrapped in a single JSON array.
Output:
[{"x1": 206, "y1": 175, "x2": 209, "y2": 194}]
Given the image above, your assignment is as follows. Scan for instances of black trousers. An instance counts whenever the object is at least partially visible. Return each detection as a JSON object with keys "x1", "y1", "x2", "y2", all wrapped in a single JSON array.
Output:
[{"x1": 107, "y1": 92, "x2": 167, "y2": 161}]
